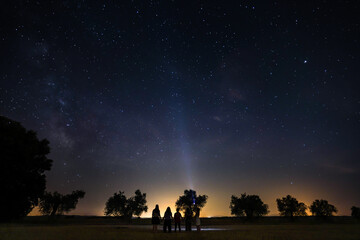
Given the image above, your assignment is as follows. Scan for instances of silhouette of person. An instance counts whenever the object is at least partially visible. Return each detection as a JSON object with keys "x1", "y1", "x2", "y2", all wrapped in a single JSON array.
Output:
[
  {"x1": 195, "y1": 207, "x2": 201, "y2": 231},
  {"x1": 174, "y1": 207, "x2": 182, "y2": 232},
  {"x1": 163, "y1": 207, "x2": 172, "y2": 233},
  {"x1": 185, "y1": 207, "x2": 192, "y2": 231},
  {"x1": 151, "y1": 204, "x2": 161, "y2": 232}
]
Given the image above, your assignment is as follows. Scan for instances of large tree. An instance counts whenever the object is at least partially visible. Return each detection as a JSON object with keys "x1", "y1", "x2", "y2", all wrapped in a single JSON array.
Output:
[
  {"x1": 104, "y1": 189, "x2": 148, "y2": 219},
  {"x1": 39, "y1": 190, "x2": 85, "y2": 216},
  {"x1": 175, "y1": 189, "x2": 208, "y2": 216},
  {"x1": 0, "y1": 116, "x2": 53, "y2": 220},
  {"x1": 276, "y1": 195, "x2": 307, "y2": 219},
  {"x1": 230, "y1": 193, "x2": 269, "y2": 219},
  {"x1": 309, "y1": 199, "x2": 337, "y2": 217}
]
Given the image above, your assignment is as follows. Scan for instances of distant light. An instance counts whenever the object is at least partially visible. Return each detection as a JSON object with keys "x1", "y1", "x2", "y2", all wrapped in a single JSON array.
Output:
[{"x1": 304, "y1": 60, "x2": 307, "y2": 63}]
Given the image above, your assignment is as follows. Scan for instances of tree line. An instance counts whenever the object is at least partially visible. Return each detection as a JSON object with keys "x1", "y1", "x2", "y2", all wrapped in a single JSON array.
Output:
[
  {"x1": 230, "y1": 193, "x2": 342, "y2": 219},
  {"x1": 102, "y1": 190, "x2": 360, "y2": 220},
  {"x1": 1, "y1": 115, "x2": 360, "y2": 221}
]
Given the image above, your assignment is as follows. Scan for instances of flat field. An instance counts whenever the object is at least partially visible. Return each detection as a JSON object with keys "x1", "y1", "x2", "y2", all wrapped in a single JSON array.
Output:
[{"x1": 1, "y1": 217, "x2": 359, "y2": 240}]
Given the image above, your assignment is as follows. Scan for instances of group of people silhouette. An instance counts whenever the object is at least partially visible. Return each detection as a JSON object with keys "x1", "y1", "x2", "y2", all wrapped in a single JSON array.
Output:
[{"x1": 151, "y1": 205, "x2": 201, "y2": 233}]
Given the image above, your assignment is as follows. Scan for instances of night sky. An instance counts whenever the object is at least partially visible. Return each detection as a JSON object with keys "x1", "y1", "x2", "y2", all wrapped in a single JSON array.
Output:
[{"x1": 1, "y1": 1, "x2": 359, "y2": 217}]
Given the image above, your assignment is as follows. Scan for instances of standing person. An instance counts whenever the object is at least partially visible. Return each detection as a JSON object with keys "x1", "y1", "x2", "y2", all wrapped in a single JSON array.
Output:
[
  {"x1": 163, "y1": 207, "x2": 172, "y2": 233},
  {"x1": 195, "y1": 207, "x2": 201, "y2": 231},
  {"x1": 185, "y1": 207, "x2": 192, "y2": 231},
  {"x1": 174, "y1": 208, "x2": 182, "y2": 232},
  {"x1": 152, "y1": 205, "x2": 161, "y2": 232}
]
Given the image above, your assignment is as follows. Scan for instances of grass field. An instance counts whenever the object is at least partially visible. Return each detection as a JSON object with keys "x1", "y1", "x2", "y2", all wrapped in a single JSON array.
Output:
[{"x1": 1, "y1": 217, "x2": 360, "y2": 240}]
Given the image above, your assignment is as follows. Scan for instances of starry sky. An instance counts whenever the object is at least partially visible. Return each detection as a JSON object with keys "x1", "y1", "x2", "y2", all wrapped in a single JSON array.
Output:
[{"x1": 1, "y1": 1, "x2": 359, "y2": 217}]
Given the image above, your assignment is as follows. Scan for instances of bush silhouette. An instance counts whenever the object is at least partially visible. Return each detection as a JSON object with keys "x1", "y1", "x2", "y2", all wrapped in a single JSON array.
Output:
[
  {"x1": 39, "y1": 190, "x2": 85, "y2": 216},
  {"x1": 230, "y1": 193, "x2": 269, "y2": 219},
  {"x1": 175, "y1": 189, "x2": 208, "y2": 216},
  {"x1": 104, "y1": 189, "x2": 147, "y2": 219},
  {"x1": 351, "y1": 206, "x2": 360, "y2": 219},
  {"x1": 310, "y1": 199, "x2": 337, "y2": 217},
  {"x1": 276, "y1": 195, "x2": 307, "y2": 219}
]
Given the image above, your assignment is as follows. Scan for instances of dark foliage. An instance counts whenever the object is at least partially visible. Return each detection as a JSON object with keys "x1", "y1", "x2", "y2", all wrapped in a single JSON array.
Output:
[
  {"x1": 175, "y1": 189, "x2": 208, "y2": 217},
  {"x1": 0, "y1": 116, "x2": 53, "y2": 220},
  {"x1": 39, "y1": 190, "x2": 85, "y2": 216},
  {"x1": 309, "y1": 199, "x2": 337, "y2": 217},
  {"x1": 104, "y1": 189, "x2": 147, "y2": 219},
  {"x1": 351, "y1": 206, "x2": 360, "y2": 219},
  {"x1": 276, "y1": 195, "x2": 307, "y2": 218},
  {"x1": 230, "y1": 193, "x2": 269, "y2": 219}
]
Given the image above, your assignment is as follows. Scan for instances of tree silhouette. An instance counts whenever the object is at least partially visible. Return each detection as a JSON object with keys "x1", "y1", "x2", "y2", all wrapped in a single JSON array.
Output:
[
  {"x1": 0, "y1": 116, "x2": 53, "y2": 220},
  {"x1": 276, "y1": 195, "x2": 307, "y2": 219},
  {"x1": 309, "y1": 199, "x2": 337, "y2": 217},
  {"x1": 351, "y1": 206, "x2": 360, "y2": 219},
  {"x1": 130, "y1": 190, "x2": 148, "y2": 218},
  {"x1": 230, "y1": 193, "x2": 269, "y2": 219},
  {"x1": 104, "y1": 189, "x2": 147, "y2": 219},
  {"x1": 39, "y1": 190, "x2": 85, "y2": 216},
  {"x1": 175, "y1": 189, "x2": 208, "y2": 216}
]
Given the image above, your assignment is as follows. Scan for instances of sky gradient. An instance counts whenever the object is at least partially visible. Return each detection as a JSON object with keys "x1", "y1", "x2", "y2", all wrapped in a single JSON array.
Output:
[{"x1": 1, "y1": 1, "x2": 359, "y2": 217}]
